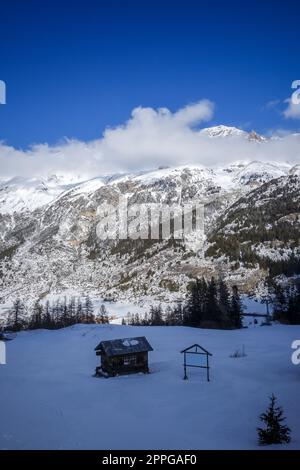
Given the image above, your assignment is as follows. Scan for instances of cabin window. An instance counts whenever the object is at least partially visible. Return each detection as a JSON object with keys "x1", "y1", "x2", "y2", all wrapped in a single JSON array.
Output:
[{"x1": 124, "y1": 355, "x2": 137, "y2": 366}]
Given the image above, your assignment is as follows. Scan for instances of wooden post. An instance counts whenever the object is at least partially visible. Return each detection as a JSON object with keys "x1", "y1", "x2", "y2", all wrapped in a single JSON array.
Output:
[
  {"x1": 206, "y1": 353, "x2": 210, "y2": 382},
  {"x1": 183, "y1": 352, "x2": 188, "y2": 380}
]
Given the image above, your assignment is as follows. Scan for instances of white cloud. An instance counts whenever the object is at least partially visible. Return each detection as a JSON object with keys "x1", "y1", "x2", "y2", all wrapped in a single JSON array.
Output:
[
  {"x1": 173, "y1": 100, "x2": 214, "y2": 125},
  {"x1": 0, "y1": 99, "x2": 299, "y2": 180},
  {"x1": 283, "y1": 98, "x2": 300, "y2": 119},
  {"x1": 262, "y1": 99, "x2": 281, "y2": 111}
]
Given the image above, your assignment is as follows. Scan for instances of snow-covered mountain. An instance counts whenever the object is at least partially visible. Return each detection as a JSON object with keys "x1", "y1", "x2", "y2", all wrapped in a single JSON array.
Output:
[
  {"x1": 0, "y1": 125, "x2": 299, "y2": 313},
  {"x1": 200, "y1": 125, "x2": 248, "y2": 138},
  {"x1": 0, "y1": 160, "x2": 294, "y2": 215},
  {"x1": 0, "y1": 162, "x2": 299, "y2": 314},
  {"x1": 232, "y1": 161, "x2": 289, "y2": 186},
  {"x1": 199, "y1": 125, "x2": 267, "y2": 142},
  {"x1": 0, "y1": 175, "x2": 84, "y2": 215}
]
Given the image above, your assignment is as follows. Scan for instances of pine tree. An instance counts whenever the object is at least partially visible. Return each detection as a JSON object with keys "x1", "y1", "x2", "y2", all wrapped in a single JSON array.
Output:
[
  {"x1": 76, "y1": 299, "x2": 84, "y2": 323},
  {"x1": 218, "y1": 278, "x2": 231, "y2": 326},
  {"x1": 174, "y1": 303, "x2": 184, "y2": 325},
  {"x1": 99, "y1": 304, "x2": 109, "y2": 324},
  {"x1": 273, "y1": 284, "x2": 287, "y2": 322},
  {"x1": 149, "y1": 305, "x2": 164, "y2": 325},
  {"x1": 62, "y1": 296, "x2": 69, "y2": 327},
  {"x1": 29, "y1": 300, "x2": 43, "y2": 329},
  {"x1": 286, "y1": 284, "x2": 300, "y2": 325},
  {"x1": 258, "y1": 278, "x2": 273, "y2": 324},
  {"x1": 8, "y1": 298, "x2": 26, "y2": 331},
  {"x1": 43, "y1": 300, "x2": 52, "y2": 329},
  {"x1": 54, "y1": 299, "x2": 63, "y2": 328},
  {"x1": 68, "y1": 297, "x2": 77, "y2": 325},
  {"x1": 166, "y1": 303, "x2": 183, "y2": 326},
  {"x1": 206, "y1": 277, "x2": 221, "y2": 323},
  {"x1": 84, "y1": 295, "x2": 95, "y2": 323},
  {"x1": 229, "y1": 285, "x2": 243, "y2": 329},
  {"x1": 257, "y1": 394, "x2": 291, "y2": 445},
  {"x1": 197, "y1": 278, "x2": 208, "y2": 324},
  {"x1": 141, "y1": 312, "x2": 150, "y2": 325},
  {"x1": 185, "y1": 278, "x2": 204, "y2": 326}
]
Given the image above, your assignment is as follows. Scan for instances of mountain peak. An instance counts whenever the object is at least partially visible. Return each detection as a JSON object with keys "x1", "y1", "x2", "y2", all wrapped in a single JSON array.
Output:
[
  {"x1": 200, "y1": 125, "x2": 266, "y2": 142},
  {"x1": 200, "y1": 125, "x2": 247, "y2": 138}
]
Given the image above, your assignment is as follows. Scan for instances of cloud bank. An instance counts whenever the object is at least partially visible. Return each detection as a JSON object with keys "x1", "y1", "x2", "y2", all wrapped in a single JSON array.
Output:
[{"x1": 0, "y1": 99, "x2": 300, "y2": 180}]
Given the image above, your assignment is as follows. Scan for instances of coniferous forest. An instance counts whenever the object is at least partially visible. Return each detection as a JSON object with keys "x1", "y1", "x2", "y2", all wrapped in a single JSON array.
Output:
[
  {"x1": 4, "y1": 296, "x2": 109, "y2": 332},
  {"x1": 125, "y1": 278, "x2": 244, "y2": 329},
  {"x1": 3, "y1": 277, "x2": 300, "y2": 332}
]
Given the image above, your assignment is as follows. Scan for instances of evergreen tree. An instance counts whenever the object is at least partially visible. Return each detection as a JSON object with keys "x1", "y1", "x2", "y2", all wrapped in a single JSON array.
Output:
[
  {"x1": 99, "y1": 304, "x2": 109, "y2": 324},
  {"x1": 53, "y1": 299, "x2": 63, "y2": 327},
  {"x1": 149, "y1": 305, "x2": 164, "y2": 326},
  {"x1": 197, "y1": 278, "x2": 208, "y2": 323},
  {"x1": 174, "y1": 303, "x2": 184, "y2": 325},
  {"x1": 68, "y1": 297, "x2": 77, "y2": 325},
  {"x1": 84, "y1": 295, "x2": 95, "y2": 323},
  {"x1": 218, "y1": 278, "x2": 231, "y2": 326},
  {"x1": 29, "y1": 300, "x2": 43, "y2": 329},
  {"x1": 8, "y1": 298, "x2": 26, "y2": 331},
  {"x1": 229, "y1": 285, "x2": 243, "y2": 329},
  {"x1": 206, "y1": 277, "x2": 221, "y2": 323},
  {"x1": 76, "y1": 299, "x2": 84, "y2": 323},
  {"x1": 286, "y1": 284, "x2": 300, "y2": 325},
  {"x1": 273, "y1": 284, "x2": 287, "y2": 322},
  {"x1": 62, "y1": 296, "x2": 69, "y2": 327},
  {"x1": 185, "y1": 278, "x2": 204, "y2": 326},
  {"x1": 141, "y1": 312, "x2": 150, "y2": 326},
  {"x1": 164, "y1": 306, "x2": 172, "y2": 325},
  {"x1": 257, "y1": 394, "x2": 291, "y2": 445},
  {"x1": 258, "y1": 278, "x2": 273, "y2": 324},
  {"x1": 43, "y1": 300, "x2": 52, "y2": 329},
  {"x1": 166, "y1": 303, "x2": 183, "y2": 326}
]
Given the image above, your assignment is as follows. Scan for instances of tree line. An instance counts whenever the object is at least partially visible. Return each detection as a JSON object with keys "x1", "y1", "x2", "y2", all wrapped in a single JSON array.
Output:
[
  {"x1": 4, "y1": 296, "x2": 109, "y2": 331},
  {"x1": 124, "y1": 277, "x2": 244, "y2": 329},
  {"x1": 273, "y1": 282, "x2": 300, "y2": 324}
]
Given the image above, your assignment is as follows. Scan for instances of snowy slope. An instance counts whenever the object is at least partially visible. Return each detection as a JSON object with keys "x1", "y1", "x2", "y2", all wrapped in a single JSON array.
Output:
[
  {"x1": 0, "y1": 176, "x2": 81, "y2": 215},
  {"x1": 200, "y1": 125, "x2": 248, "y2": 138},
  {"x1": 233, "y1": 161, "x2": 288, "y2": 186},
  {"x1": 0, "y1": 323, "x2": 299, "y2": 449}
]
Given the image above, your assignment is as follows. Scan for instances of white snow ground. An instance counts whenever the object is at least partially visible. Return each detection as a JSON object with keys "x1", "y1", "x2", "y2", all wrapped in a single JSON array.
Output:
[{"x1": 0, "y1": 324, "x2": 299, "y2": 450}]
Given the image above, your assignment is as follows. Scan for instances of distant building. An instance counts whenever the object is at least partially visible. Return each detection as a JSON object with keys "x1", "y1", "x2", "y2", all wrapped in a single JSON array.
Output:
[{"x1": 94, "y1": 336, "x2": 153, "y2": 377}]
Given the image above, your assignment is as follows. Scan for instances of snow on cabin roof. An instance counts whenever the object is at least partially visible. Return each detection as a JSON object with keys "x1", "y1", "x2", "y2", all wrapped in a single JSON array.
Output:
[{"x1": 95, "y1": 336, "x2": 153, "y2": 357}]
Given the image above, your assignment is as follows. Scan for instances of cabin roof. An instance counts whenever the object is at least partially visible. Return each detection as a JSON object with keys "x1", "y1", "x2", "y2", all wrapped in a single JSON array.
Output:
[
  {"x1": 180, "y1": 343, "x2": 212, "y2": 356},
  {"x1": 95, "y1": 336, "x2": 153, "y2": 357}
]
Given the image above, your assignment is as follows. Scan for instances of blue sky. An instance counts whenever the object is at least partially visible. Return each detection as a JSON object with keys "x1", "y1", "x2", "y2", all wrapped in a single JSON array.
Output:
[{"x1": 0, "y1": 0, "x2": 300, "y2": 149}]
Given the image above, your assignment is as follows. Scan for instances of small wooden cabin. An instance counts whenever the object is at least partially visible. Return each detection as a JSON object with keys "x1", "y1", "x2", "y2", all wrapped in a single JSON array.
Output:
[{"x1": 94, "y1": 336, "x2": 153, "y2": 377}]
